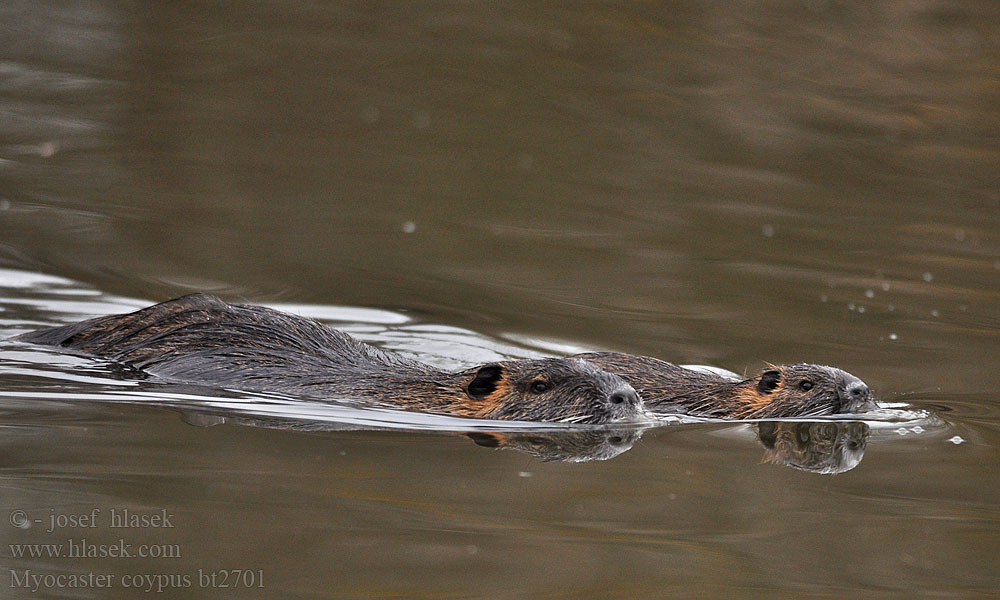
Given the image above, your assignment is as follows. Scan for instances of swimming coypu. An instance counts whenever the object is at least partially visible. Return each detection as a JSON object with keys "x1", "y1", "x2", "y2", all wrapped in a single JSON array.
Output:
[
  {"x1": 572, "y1": 352, "x2": 874, "y2": 419},
  {"x1": 15, "y1": 294, "x2": 646, "y2": 424}
]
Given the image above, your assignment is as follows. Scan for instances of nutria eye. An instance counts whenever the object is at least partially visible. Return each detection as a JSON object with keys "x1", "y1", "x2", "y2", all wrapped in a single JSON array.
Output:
[
  {"x1": 530, "y1": 380, "x2": 551, "y2": 394},
  {"x1": 799, "y1": 380, "x2": 814, "y2": 391}
]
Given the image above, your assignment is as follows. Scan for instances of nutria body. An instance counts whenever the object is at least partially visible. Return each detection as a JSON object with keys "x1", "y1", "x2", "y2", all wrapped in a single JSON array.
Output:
[
  {"x1": 16, "y1": 295, "x2": 645, "y2": 424},
  {"x1": 574, "y1": 352, "x2": 874, "y2": 419}
]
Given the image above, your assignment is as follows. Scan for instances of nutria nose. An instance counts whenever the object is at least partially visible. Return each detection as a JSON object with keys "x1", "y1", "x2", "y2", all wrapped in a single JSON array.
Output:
[
  {"x1": 609, "y1": 388, "x2": 640, "y2": 408},
  {"x1": 839, "y1": 374, "x2": 873, "y2": 412},
  {"x1": 845, "y1": 381, "x2": 870, "y2": 400}
]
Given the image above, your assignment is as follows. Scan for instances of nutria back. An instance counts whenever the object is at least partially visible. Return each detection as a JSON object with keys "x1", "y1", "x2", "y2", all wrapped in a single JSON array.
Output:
[
  {"x1": 19, "y1": 294, "x2": 426, "y2": 375},
  {"x1": 17, "y1": 295, "x2": 646, "y2": 425}
]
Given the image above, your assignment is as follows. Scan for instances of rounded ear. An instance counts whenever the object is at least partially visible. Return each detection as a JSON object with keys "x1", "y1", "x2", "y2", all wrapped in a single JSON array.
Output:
[
  {"x1": 757, "y1": 369, "x2": 781, "y2": 394},
  {"x1": 468, "y1": 364, "x2": 504, "y2": 398},
  {"x1": 467, "y1": 432, "x2": 503, "y2": 448}
]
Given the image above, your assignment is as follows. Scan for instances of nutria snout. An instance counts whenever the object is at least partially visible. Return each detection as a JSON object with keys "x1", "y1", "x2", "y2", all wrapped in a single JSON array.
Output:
[{"x1": 839, "y1": 373, "x2": 873, "y2": 412}]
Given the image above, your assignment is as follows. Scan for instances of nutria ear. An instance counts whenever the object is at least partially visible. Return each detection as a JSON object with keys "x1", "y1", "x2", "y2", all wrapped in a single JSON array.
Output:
[
  {"x1": 468, "y1": 364, "x2": 504, "y2": 398},
  {"x1": 757, "y1": 370, "x2": 782, "y2": 394},
  {"x1": 467, "y1": 432, "x2": 502, "y2": 448}
]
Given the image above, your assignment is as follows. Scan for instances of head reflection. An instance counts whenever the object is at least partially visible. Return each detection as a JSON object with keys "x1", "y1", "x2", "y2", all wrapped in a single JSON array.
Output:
[
  {"x1": 467, "y1": 427, "x2": 642, "y2": 462},
  {"x1": 755, "y1": 421, "x2": 870, "y2": 474},
  {"x1": 175, "y1": 406, "x2": 868, "y2": 470}
]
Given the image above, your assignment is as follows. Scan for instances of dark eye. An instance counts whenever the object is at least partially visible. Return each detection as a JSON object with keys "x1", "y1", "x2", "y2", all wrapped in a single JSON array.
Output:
[
  {"x1": 799, "y1": 380, "x2": 814, "y2": 391},
  {"x1": 530, "y1": 380, "x2": 551, "y2": 394}
]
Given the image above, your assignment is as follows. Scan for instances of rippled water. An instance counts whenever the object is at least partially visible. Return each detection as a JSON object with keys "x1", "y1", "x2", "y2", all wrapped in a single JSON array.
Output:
[{"x1": 2, "y1": 1, "x2": 998, "y2": 598}]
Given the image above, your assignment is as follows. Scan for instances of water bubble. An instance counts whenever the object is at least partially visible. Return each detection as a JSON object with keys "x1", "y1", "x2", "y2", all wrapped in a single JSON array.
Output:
[
  {"x1": 865, "y1": 289, "x2": 875, "y2": 298},
  {"x1": 930, "y1": 309, "x2": 939, "y2": 318},
  {"x1": 412, "y1": 111, "x2": 431, "y2": 129},
  {"x1": 518, "y1": 471, "x2": 532, "y2": 478},
  {"x1": 922, "y1": 272, "x2": 933, "y2": 282},
  {"x1": 889, "y1": 333, "x2": 898, "y2": 340},
  {"x1": 38, "y1": 141, "x2": 58, "y2": 158},
  {"x1": 857, "y1": 306, "x2": 866, "y2": 313},
  {"x1": 547, "y1": 29, "x2": 572, "y2": 51},
  {"x1": 881, "y1": 282, "x2": 891, "y2": 291},
  {"x1": 947, "y1": 436, "x2": 964, "y2": 445},
  {"x1": 819, "y1": 294, "x2": 828, "y2": 302},
  {"x1": 361, "y1": 106, "x2": 380, "y2": 123},
  {"x1": 762, "y1": 224, "x2": 775, "y2": 237},
  {"x1": 401, "y1": 221, "x2": 416, "y2": 234}
]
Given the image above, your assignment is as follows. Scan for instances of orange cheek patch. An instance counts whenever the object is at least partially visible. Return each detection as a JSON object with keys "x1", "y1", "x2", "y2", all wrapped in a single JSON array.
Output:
[
  {"x1": 733, "y1": 383, "x2": 786, "y2": 417},
  {"x1": 449, "y1": 377, "x2": 515, "y2": 418},
  {"x1": 473, "y1": 378, "x2": 513, "y2": 418}
]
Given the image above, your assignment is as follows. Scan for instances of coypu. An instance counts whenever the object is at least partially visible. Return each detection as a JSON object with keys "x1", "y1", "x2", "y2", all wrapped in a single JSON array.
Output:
[
  {"x1": 15, "y1": 294, "x2": 646, "y2": 424},
  {"x1": 573, "y1": 352, "x2": 874, "y2": 419}
]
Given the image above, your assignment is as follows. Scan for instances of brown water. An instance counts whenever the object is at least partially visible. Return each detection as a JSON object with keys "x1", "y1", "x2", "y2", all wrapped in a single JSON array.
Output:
[{"x1": 1, "y1": 1, "x2": 998, "y2": 598}]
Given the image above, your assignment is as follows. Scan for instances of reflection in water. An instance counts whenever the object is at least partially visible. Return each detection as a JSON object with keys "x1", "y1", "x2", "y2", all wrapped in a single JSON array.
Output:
[
  {"x1": 756, "y1": 421, "x2": 870, "y2": 475},
  {"x1": 176, "y1": 406, "x2": 644, "y2": 463},
  {"x1": 178, "y1": 403, "x2": 870, "y2": 470},
  {"x1": 467, "y1": 428, "x2": 643, "y2": 463}
]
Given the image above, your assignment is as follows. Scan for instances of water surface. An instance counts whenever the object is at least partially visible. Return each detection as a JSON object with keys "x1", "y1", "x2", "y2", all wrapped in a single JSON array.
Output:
[{"x1": 1, "y1": 1, "x2": 998, "y2": 598}]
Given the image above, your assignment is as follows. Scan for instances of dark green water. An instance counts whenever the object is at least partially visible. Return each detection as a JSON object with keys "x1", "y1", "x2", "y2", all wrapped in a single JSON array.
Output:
[{"x1": 1, "y1": 2, "x2": 997, "y2": 598}]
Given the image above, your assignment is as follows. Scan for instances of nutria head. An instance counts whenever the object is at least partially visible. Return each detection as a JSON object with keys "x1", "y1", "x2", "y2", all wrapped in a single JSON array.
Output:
[
  {"x1": 736, "y1": 364, "x2": 874, "y2": 418},
  {"x1": 459, "y1": 358, "x2": 647, "y2": 424}
]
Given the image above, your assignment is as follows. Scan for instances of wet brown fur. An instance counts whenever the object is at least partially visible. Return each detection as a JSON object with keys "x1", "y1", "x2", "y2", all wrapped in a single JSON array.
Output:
[
  {"x1": 15, "y1": 294, "x2": 644, "y2": 424},
  {"x1": 574, "y1": 352, "x2": 874, "y2": 419}
]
